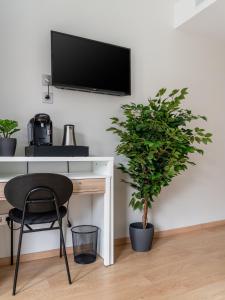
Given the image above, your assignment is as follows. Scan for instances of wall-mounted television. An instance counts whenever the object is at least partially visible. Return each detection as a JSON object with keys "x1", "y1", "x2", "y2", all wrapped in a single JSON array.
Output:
[{"x1": 51, "y1": 31, "x2": 131, "y2": 96}]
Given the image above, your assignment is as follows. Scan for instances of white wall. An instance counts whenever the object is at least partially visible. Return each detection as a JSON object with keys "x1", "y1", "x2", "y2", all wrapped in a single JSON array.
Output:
[
  {"x1": 174, "y1": 0, "x2": 217, "y2": 28},
  {"x1": 1, "y1": 0, "x2": 225, "y2": 256}
]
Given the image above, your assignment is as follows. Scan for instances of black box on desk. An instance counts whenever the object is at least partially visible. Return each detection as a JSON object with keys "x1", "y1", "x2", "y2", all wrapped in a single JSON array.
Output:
[{"x1": 25, "y1": 145, "x2": 89, "y2": 157}]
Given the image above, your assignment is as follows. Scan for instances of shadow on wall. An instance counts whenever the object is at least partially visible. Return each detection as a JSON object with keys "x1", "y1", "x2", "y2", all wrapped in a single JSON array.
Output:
[
  {"x1": 114, "y1": 153, "x2": 211, "y2": 235},
  {"x1": 150, "y1": 160, "x2": 206, "y2": 231},
  {"x1": 113, "y1": 163, "x2": 197, "y2": 236},
  {"x1": 114, "y1": 168, "x2": 128, "y2": 238}
]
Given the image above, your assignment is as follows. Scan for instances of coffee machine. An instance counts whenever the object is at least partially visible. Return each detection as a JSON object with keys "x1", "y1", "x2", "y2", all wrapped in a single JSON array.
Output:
[
  {"x1": 26, "y1": 113, "x2": 89, "y2": 157},
  {"x1": 28, "y1": 114, "x2": 52, "y2": 146}
]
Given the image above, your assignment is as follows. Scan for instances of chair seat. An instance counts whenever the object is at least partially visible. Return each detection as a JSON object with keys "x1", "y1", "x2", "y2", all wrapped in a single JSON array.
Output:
[{"x1": 9, "y1": 206, "x2": 67, "y2": 225}]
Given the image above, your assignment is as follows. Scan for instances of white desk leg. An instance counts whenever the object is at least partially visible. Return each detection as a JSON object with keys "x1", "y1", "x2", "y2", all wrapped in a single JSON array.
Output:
[{"x1": 103, "y1": 177, "x2": 114, "y2": 266}]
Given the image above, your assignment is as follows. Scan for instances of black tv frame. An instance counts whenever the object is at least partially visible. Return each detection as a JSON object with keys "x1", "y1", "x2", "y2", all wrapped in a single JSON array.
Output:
[{"x1": 51, "y1": 31, "x2": 131, "y2": 96}]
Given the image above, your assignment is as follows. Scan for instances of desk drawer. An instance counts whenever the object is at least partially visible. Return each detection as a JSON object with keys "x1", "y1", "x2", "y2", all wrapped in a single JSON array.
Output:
[
  {"x1": 0, "y1": 179, "x2": 105, "y2": 200},
  {"x1": 72, "y1": 179, "x2": 105, "y2": 194},
  {"x1": 0, "y1": 182, "x2": 6, "y2": 200}
]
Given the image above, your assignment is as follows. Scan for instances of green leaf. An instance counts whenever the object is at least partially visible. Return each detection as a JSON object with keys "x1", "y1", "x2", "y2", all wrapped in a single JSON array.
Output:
[
  {"x1": 205, "y1": 133, "x2": 212, "y2": 138},
  {"x1": 169, "y1": 89, "x2": 179, "y2": 97},
  {"x1": 180, "y1": 88, "x2": 189, "y2": 96},
  {"x1": 110, "y1": 117, "x2": 119, "y2": 124},
  {"x1": 201, "y1": 116, "x2": 207, "y2": 121},
  {"x1": 196, "y1": 149, "x2": 204, "y2": 155},
  {"x1": 0, "y1": 119, "x2": 20, "y2": 138},
  {"x1": 156, "y1": 88, "x2": 167, "y2": 97},
  {"x1": 195, "y1": 137, "x2": 201, "y2": 143}
]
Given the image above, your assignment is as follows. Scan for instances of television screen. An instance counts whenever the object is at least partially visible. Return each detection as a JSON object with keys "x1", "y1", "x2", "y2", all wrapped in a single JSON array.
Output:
[{"x1": 51, "y1": 31, "x2": 131, "y2": 96}]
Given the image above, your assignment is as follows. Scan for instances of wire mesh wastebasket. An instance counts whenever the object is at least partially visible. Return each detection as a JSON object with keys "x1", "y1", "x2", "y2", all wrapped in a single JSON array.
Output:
[{"x1": 71, "y1": 225, "x2": 99, "y2": 264}]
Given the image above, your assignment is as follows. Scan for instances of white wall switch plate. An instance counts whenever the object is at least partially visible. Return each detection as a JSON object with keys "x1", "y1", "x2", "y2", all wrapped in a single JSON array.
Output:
[
  {"x1": 42, "y1": 74, "x2": 52, "y2": 86},
  {"x1": 42, "y1": 92, "x2": 53, "y2": 104},
  {"x1": 0, "y1": 214, "x2": 8, "y2": 226}
]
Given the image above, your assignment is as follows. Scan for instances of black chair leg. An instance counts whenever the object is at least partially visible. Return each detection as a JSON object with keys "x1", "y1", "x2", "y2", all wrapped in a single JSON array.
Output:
[
  {"x1": 54, "y1": 201, "x2": 72, "y2": 284},
  {"x1": 59, "y1": 223, "x2": 72, "y2": 284},
  {"x1": 60, "y1": 234, "x2": 62, "y2": 258},
  {"x1": 10, "y1": 219, "x2": 13, "y2": 265},
  {"x1": 13, "y1": 225, "x2": 24, "y2": 296}
]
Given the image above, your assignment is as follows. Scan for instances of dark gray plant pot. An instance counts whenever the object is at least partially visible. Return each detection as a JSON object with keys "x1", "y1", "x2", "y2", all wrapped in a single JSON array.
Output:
[
  {"x1": 0, "y1": 138, "x2": 17, "y2": 156},
  {"x1": 129, "y1": 222, "x2": 154, "y2": 252}
]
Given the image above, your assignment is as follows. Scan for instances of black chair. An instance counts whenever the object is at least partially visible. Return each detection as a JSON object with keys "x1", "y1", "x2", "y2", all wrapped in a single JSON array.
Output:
[{"x1": 4, "y1": 173, "x2": 73, "y2": 295}]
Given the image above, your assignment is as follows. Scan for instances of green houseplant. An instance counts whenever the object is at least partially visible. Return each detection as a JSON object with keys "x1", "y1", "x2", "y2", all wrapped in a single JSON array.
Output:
[
  {"x1": 0, "y1": 119, "x2": 20, "y2": 156},
  {"x1": 107, "y1": 88, "x2": 212, "y2": 251}
]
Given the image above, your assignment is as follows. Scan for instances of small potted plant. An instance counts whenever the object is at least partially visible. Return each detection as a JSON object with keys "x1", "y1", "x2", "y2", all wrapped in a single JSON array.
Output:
[
  {"x1": 0, "y1": 119, "x2": 20, "y2": 156},
  {"x1": 107, "y1": 88, "x2": 212, "y2": 252}
]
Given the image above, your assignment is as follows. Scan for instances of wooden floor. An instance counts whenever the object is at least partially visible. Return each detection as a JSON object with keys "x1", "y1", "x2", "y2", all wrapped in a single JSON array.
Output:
[{"x1": 1, "y1": 226, "x2": 225, "y2": 300}]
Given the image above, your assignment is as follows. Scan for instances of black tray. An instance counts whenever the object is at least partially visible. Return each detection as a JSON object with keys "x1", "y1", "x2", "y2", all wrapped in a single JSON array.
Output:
[{"x1": 25, "y1": 145, "x2": 89, "y2": 157}]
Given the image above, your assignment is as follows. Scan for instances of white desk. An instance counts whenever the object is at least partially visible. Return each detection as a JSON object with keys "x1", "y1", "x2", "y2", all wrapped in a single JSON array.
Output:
[{"x1": 0, "y1": 156, "x2": 114, "y2": 266}]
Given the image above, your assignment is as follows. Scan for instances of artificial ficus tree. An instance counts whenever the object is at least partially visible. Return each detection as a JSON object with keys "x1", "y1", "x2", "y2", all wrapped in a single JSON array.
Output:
[{"x1": 107, "y1": 88, "x2": 212, "y2": 229}]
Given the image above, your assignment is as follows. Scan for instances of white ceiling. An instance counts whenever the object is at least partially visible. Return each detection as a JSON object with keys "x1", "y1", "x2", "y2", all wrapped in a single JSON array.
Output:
[{"x1": 176, "y1": 0, "x2": 225, "y2": 42}]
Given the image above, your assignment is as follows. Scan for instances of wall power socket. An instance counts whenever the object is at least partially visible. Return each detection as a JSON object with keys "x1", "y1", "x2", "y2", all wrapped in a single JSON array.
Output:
[{"x1": 0, "y1": 214, "x2": 8, "y2": 226}]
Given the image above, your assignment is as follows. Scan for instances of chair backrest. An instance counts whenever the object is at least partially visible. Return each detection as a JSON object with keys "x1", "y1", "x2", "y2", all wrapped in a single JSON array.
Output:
[{"x1": 4, "y1": 173, "x2": 73, "y2": 213}]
